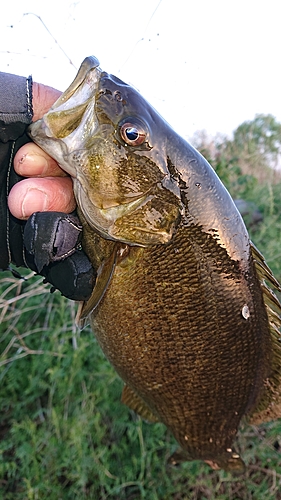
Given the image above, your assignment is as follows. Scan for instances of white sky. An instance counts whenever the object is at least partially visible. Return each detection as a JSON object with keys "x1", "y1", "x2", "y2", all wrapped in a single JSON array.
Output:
[{"x1": 0, "y1": 0, "x2": 280, "y2": 139}]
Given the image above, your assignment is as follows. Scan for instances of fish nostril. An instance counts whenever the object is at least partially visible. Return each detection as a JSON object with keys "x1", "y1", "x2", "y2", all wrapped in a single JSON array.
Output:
[
  {"x1": 98, "y1": 88, "x2": 112, "y2": 97},
  {"x1": 114, "y1": 91, "x2": 123, "y2": 102}
]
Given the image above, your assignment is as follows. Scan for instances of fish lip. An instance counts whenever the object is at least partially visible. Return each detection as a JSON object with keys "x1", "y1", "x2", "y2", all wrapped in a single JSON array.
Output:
[
  {"x1": 30, "y1": 117, "x2": 79, "y2": 178},
  {"x1": 29, "y1": 58, "x2": 104, "y2": 179},
  {"x1": 51, "y1": 56, "x2": 101, "y2": 110}
]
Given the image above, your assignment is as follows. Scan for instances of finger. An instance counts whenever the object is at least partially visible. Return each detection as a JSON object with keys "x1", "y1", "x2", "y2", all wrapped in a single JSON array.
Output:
[
  {"x1": 32, "y1": 82, "x2": 61, "y2": 122},
  {"x1": 8, "y1": 177, "x2": 76, "y2": 220},
  {"x1": 14, "y1": 143, "x2": 67, "y2": 177}
]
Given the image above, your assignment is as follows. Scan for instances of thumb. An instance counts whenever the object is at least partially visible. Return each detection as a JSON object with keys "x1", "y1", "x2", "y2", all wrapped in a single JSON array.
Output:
[
  {"x1": 32, "y1": 82, "x2": 61, "y2": 122},
  {"x1": 8, "y1": 177, "x2": 76, "y2": 219}
]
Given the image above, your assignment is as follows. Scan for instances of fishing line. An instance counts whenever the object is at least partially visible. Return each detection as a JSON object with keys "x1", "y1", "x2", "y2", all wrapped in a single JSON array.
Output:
[
  {"x1": 23, "y1": 13, "x2": 77, "y2": 70},
  {"x1": 117, "y1": 0, "x2": 164, "y2": 73}
]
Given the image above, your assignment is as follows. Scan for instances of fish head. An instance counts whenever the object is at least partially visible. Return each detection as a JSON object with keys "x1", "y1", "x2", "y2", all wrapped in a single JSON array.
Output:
[{"x1": 29, "y1": 56, "x2": 182, "y2": 246}]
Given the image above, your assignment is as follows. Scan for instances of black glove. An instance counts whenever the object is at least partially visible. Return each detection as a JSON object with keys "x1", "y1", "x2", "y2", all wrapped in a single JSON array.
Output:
[
  {"x1": 0, "y1": 131, "x2": 95, "y2": 301},
  {"x1": 24, "y1": 211, "x2": 96, "y2": 302},
  {"x1": 0, "y1": 130, "x2": 30, "y2": 269}
]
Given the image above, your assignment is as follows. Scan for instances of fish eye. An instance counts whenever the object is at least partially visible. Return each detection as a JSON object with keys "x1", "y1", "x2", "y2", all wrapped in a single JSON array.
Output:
[{"x1": 119, "y1": 119, "x2": 147, "y2": 146}]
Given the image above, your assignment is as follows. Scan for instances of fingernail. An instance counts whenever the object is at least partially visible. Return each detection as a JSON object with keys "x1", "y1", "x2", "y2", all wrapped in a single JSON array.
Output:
[
  {"x1": 22, "y1": 189, "x2": 48, "y2": 218},
  {"x1": 17, "y1": 154, "x2": 49, "y2": 174},
  {"x1": 18, "y1": 154, "x2": 26, "y2": 164}
]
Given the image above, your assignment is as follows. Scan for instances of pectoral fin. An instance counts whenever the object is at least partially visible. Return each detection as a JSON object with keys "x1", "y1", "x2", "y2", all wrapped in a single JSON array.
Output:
[
  {"x1": 121, "y1": 384, "x2": 159, "y2": 423},
  {"x1": 77, "y1": 244, "x2": 119, "y2": 328}
]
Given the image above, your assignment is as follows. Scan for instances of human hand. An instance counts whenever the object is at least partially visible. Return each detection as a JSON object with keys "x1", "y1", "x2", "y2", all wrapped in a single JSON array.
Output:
[
  {"x1": 5, "y1": 81, "x2": 95, "y2": 301},
  {"x1": 8, "y1": 82, "x2": 75, "y2": 219},
  {"x1": 8, "y1": 142, "x2": 76, "y2": 219}
]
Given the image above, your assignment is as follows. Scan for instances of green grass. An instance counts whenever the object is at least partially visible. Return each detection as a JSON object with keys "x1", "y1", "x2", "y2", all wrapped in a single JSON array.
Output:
[{"x1": 1, "y1": 177, "x2": 281, "y2": 499}]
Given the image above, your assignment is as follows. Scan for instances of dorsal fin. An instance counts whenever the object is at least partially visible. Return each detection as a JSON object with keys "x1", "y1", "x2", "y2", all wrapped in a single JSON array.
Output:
[{"x1": 249, "y1": 242, "x2": 281, "y2": 424}]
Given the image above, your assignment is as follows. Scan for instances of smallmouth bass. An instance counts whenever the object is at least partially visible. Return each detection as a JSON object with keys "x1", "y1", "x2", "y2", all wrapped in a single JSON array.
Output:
[{"x1": 29, "y1": 56, "x2": 281, "y2": 472}]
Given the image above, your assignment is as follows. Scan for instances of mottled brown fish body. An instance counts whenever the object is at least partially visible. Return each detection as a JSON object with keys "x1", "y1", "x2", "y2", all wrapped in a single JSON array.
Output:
[
  {"x1": 29, "y1": 56, "x2": 281, "y2": 472},
  {"x1": 83, "y1": 223, "x2": 271, "y2": 470}
]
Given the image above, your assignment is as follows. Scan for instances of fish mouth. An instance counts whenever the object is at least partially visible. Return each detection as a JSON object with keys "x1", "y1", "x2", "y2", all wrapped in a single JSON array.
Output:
[
  {"x1": 50, "y1": 56, "x2": 101, "y2": 111},
  {"x1": 29, "y1": 56, "x2": 103, "y2": 177}
]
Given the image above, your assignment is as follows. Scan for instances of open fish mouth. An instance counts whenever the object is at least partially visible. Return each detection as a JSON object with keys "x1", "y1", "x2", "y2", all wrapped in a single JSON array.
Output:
[
  {"x1": 29, "y1": 56, "x2": 103, "y2": 177},
  {"x1": 51, "y1": 56, "x2": 101, "y2": 108}
]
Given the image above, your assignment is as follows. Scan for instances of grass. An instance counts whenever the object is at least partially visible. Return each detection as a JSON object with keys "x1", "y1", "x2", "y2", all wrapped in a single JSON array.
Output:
[{"x1": 1, "y1": 177, "x2": 281, "y2": 498}]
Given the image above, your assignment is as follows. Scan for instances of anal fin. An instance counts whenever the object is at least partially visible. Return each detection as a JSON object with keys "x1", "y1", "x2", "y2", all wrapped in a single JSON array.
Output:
[{"x1": 121, "y1": 384, "x2": 159, "y2": 423}]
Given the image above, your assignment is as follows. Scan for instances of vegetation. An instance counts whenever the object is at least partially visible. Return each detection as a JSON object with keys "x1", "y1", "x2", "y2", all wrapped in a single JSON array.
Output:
[{"x1": 1, "y1": 114, "x2": 281, "y2": 499}]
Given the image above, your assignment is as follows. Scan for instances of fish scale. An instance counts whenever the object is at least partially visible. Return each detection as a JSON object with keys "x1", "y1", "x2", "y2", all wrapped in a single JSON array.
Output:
[{"x1": 86, "y1": 223, "x2": 270, "y2": 469}]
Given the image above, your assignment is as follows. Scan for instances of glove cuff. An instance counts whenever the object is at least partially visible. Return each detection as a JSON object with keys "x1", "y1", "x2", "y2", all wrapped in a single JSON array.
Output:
[{"x1": 0, "y1": 133, "x2": 31, "y2": 270}]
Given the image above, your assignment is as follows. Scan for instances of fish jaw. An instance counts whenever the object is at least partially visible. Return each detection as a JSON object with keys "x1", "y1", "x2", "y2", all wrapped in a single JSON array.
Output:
[{"x1": 29, "y1": 56, "x2": 102, "y2": 177}]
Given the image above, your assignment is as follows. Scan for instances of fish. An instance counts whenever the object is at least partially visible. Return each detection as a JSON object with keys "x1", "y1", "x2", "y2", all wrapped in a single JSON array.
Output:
[{"x1": 29, "y1": 56, "x2": 281, "y2": 473}]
